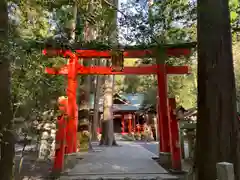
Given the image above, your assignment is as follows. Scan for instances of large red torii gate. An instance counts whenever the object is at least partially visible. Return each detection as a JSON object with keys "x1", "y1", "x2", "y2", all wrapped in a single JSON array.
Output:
[{"x1": 43, "y1": 43, "x2": 195, "y2": 172}]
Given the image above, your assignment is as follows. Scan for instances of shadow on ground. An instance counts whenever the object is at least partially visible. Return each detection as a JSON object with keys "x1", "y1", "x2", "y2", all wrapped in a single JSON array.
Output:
[{"x1": 15, "y1": 151, "x2": 53, "y2": 180}]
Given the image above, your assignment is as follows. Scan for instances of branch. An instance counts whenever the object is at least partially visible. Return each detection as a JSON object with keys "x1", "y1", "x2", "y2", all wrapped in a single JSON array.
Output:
[
  {"x1": 25, "y1": 39, "x2": 197, "y2": 52},
  {"x1": 233, "y1": 27, "x2": 240, "y2": 32},
  {"x1": 102, "y1": 0, "x2": 162, "y2": 45}
]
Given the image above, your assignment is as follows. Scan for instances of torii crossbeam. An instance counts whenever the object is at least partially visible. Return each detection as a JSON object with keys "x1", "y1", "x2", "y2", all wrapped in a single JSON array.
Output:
[{"x1": 45, "y1": 65, "x2": 189, "y2": 75}]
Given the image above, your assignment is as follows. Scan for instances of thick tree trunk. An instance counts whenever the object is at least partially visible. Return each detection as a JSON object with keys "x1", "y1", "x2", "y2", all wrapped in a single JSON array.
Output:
[
  {"x1": 92, "y1": 60, "x2": 103, "y2": 141},
  {"x1": 99, "y1": 74, "x2": 117, "y2": 146},
  {"x1": 78, "y1": 50, "x2": 92, "y2": 151},
  {"x1": 77, "y1": 1, "x2": 95, "y2": 151},
  {"x1": 99, "y1": 0, "x2": 118, "y2": 146},
  {"x1": 78, "y1": 75, "x2": 91, "y2": 151},
  {"x1": 69, "y1": 3, "x2": 77, "y2": 43},
  {"x1": 0, "y1": 1, "x2": 15, "y2": 180},
  {"x1": 196, "y1": 0, "x2": 240, "y2": 179}
]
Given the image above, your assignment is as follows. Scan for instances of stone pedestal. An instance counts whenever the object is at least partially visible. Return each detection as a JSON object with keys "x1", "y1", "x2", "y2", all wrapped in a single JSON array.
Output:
[
  {"x1": 158, "y1": 152, "x2": 172, "y2": 169},
  {"x1": 64, "y1": 153, "x2": 82, "y2": 171},
  {"x1": 77, "y1": 131, "x2": 89, "y2": 152}
]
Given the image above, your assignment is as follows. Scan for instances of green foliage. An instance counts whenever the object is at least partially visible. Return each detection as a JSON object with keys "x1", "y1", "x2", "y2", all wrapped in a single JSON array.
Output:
[
  {"x1": 115, "y1": 0, "x2": 239, "y2": 110},
  {"x1": 117, "y1": 0, "x2": 198, "y2": 107},
  {"x1": 7, "y1": 0, "x2": 240, "y2": 120},
  {"x1": 8, "y1": 2, "x2": 66, "y2": 120}
]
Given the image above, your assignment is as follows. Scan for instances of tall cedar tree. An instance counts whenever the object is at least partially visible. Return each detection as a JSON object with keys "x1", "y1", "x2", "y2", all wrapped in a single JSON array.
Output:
[
  {"x1": 99, "y1": 0, "x2": 118, "y2": 146},
  {"x1": 196, "y1": 0, "x2": 240, "y2": 179},
  {"x1": 0, "y1": 0, "x2": 15, "y2": 180}
]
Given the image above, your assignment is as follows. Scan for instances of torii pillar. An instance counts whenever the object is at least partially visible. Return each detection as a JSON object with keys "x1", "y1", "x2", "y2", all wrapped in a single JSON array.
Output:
[
  {"x1": 66, "y1": 53, "x2": 78, "y2": 153},
  {"x1": 43, "y1": 50, "x2": 78, "y2": 154}
]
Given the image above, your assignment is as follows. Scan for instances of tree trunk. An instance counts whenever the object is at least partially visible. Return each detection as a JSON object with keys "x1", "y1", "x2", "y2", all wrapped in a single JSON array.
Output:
[
  {"x1": 99, "y1": 0, "x2": 118, "y2": 146},
  {"x1": 196, "y1": 0, "x2": 240, "y2": 179},
  {"x1": 69, "y1": 3, "x2": 77, "y2": 43},
  {"x1": 77, "y1": 1, "x2": 95, "y2": 151},
  {"x1": 92, "y1": 60, "x2": 103, "y2": 141},
  {"x1": 78, "y1": 75, "x2": 92, "y2": 151},
  {"x1": 99, "y1": 73, "x2": 117, "y2": 146},
  {"x1": 0, "y1": 1, "x2": 15, "y2": 180}
]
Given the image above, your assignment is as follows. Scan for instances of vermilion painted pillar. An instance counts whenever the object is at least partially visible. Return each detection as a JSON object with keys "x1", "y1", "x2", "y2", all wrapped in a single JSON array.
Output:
[
  {"x1": 72, "y1": 103, "x2": 78, "y2": 152},
  {"x1": 121, "y1": 115, "x2": 125, "y2": 134},
  {"x1": 128, "y1": 117, "x2": 132, "y2": 133},
  {"x1": 157, "y1": 64, "x2": 170, "y2": 153},
  {"x1": 136, "y1": 124, "x2": 140, "y2": 133},
  {"x1": 66, "y1": 54, "x2": 78, "y2": 154},
  {"x1": 53, "y1": 114, "x2": 66, "y2": 172},
  {"x1": 133, "y1": 113, "x2": 136, "y2": 132},
  {"x1": 168, "y1": 98, "x2": 182, "y2": 170}
]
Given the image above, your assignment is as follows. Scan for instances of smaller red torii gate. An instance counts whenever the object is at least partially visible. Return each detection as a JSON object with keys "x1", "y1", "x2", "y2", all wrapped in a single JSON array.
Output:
[{"x1": 43, "y1": 43, "x2": 194, "y2": 172}]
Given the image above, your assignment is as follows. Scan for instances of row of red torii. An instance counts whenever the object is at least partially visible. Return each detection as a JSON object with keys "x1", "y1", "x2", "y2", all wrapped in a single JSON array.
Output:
[{"x1": 42, "y1": 43, "x2": 195, "y2": 173}]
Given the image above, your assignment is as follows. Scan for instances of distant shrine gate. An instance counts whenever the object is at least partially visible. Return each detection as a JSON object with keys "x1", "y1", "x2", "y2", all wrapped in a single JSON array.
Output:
[{"x1": 43, "y1": 43, "x2": 195, "y2": 172}]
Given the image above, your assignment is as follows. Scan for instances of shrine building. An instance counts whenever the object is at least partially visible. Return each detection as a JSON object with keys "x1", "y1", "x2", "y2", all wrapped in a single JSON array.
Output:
[{"x1": 89, "y1": 93, "x2": 149, "y2": 133}]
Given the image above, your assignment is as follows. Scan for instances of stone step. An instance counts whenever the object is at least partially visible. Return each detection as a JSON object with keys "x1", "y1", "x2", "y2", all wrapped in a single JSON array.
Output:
[{"x1": 60, "y1": 172, "x2": 178, "y2": 180}]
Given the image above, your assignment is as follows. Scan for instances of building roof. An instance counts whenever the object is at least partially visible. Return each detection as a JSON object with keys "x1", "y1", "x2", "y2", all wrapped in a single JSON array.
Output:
[{"x1": 89, "y1": 93, "x2": 145, "y2": 112}]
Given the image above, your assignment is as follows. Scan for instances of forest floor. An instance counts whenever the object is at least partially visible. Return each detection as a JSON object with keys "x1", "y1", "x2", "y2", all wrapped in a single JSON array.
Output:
[{"x1": 14, "y1": 145, "x2": 53, "y2": 180}]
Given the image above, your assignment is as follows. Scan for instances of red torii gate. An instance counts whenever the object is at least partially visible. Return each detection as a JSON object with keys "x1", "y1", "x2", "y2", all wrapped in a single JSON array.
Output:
[{"x1": 43, "y1": 44, "x2": 194, "y2": 172}]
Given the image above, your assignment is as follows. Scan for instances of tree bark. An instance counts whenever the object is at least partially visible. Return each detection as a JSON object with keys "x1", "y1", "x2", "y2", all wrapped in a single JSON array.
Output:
[
  {"x1": 99, "y1": 73, "x2": 117, "y2": 146},
  {"x1": 99, "y1": 0, "x2": 118, "y2": 146},
  {"x1": 92, "y1": 60, "x2": 103, "y2": 141},
  {"x1": 0, "y1": 1, "x2": 15, "y2": 180},
  {"x1": 77, "y1": 1, "x2": 95, "y2": 151},
  {"x1": 196, "y1": 0, "x2": 240, "y2": 179}
]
